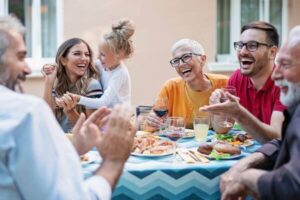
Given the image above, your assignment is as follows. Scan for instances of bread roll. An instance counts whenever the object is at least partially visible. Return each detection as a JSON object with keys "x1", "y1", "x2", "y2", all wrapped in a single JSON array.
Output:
[
  {"x1": 197, "y1": 143, "x2": 213, "y2": 155},
  {"x1": 214, "y1": 142, "x2": 241, "y2": 155}
]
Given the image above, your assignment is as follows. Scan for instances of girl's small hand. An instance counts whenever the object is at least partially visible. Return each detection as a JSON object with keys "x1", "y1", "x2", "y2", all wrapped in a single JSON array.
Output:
[
  {"x1": 55, "y1": 94, "x2": 77, "y2": 113},
  {"x1": 67, "y1": 92, "x2": 81, "y2": 103}
]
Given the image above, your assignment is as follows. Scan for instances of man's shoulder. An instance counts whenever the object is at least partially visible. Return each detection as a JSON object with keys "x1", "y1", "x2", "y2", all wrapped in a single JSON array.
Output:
[
  {"x1": 1, "y1": 88, "x2": 47, "y2": 112},
  {"x1": 15, "y1": 92, "x2": 44, "y2": 106},
  {"x1": 0, "y1": 88, "x2": 51, "y2": 136}
]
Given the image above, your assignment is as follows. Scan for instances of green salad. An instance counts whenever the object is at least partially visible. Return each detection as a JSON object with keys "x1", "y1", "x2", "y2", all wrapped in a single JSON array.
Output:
[
  {"x1": 209, "y1": 149, "x2": 231, "y2": 160},
  {"x1": 216, "y1": 134, "x2": 234, "y2": 142}
]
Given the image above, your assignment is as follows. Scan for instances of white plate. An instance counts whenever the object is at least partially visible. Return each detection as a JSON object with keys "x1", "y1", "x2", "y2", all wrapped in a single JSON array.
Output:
[
  {"x1": 212, "y1": 134, "x2": 254, "y2": 147},
  {"x1": 131, "y1": 151, "x2": 174, "y2": 157},
  {"x1": 80, "y1": 151, "x2": 99, "y2": 165},
  {"x1": 191, "y1": 147, "x2": 243, "y2": 160},
  {"x1": 155, "y1": 129, "x2": 195, "y2": 139},
  {"x1": 200, "y1": 152, "x2": 243, "y2": 160}
]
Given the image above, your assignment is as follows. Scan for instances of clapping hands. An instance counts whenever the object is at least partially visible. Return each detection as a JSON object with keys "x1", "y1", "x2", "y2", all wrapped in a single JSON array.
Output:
[
  {"x1": 71, "y1": 104, "x2": 136, "y2": 162},
  {"x1": 71, "y1": 106, "x2": 111, "y2": 155}
]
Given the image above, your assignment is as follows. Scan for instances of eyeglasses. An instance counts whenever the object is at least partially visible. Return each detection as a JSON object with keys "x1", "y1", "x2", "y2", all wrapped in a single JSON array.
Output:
[
  {"x1": 169, "y1": 53, "x2": 201, "y2": 68},
  {"x1": 233, "y1": 41, "x2": 273, "y2": 52}
]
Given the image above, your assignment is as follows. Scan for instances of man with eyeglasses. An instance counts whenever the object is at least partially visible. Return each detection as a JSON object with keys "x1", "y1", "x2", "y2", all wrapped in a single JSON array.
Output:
[
  {"x1": 201, "y1": 21, "x2": 285, "y2": 143},
  {"x1": 145, "y1": 38, "x2": 228, "y2": 130},
  {"x1": 218, "y1": 25, "x2": 300, "y2": 200}
]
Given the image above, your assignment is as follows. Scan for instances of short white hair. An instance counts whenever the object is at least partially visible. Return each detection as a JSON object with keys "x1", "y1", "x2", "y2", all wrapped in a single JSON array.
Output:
[{"x1": 171, "y1": 38, "x2": 205, "y2": 55}]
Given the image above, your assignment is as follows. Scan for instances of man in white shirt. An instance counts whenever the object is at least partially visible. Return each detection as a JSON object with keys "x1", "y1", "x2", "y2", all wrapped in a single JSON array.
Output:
[{"x1": 0, "y1": 15, "x2": 135, "y2": 200}]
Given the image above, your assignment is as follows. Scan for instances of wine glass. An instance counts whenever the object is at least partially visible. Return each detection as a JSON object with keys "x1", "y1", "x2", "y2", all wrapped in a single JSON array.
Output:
[
  {"x1": 153, "y1": 97, "x2": 168, "y2": 118},
  {"x1": 153, "y1": 97, "x2": 169, "y2": 133},
  {"x1": 218, "y1": 86, "x2": 236, "y2": 129},
  {"x1": 164, "y1": 117, "x2": 185, "y2": 162}
]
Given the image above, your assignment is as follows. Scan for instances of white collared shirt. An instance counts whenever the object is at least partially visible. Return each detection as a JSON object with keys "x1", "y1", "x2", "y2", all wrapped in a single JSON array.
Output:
[{"x1": 0, "y1": 85, "x2": 111, "y2": 200}]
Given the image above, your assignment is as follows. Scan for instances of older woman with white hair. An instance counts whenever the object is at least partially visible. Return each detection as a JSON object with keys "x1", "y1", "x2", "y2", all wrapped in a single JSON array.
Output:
[{"x1": 145, "y1": 38, "x2": 228, "y2": 130}]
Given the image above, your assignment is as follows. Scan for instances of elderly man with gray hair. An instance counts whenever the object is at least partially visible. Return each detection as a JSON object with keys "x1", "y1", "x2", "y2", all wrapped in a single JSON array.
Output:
[{"x1": 145, "y1": 38, "x2": 228, "y2": 130}]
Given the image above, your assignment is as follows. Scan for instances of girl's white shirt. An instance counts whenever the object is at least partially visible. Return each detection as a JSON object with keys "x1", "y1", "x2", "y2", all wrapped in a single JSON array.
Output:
[{"x1": 78, "y1": 60, "x2": 131, "y2": 108}]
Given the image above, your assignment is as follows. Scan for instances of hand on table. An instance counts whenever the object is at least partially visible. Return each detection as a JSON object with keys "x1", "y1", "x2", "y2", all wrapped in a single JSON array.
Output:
[
  {"x1": 221, "y1": 181, "x2": 248, "y2": 200},
  {"x1": 220, "y1": 169, "x2": 243, "y2": 193},
  {"x1": 220, "y1": 168, "x2": 263, "y2": 200}
]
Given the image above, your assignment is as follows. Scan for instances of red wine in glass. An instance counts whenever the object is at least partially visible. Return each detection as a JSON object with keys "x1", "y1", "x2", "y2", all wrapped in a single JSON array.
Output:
[
  {"x1": 153, "y1": 108, "x2": 168, "y2": 117},
  {"x1": 153, "y1": 97, "x2": 168, "y2": 117},
  {"x1": 166, "y1": 132, "x2": 183, "y2": 141}
]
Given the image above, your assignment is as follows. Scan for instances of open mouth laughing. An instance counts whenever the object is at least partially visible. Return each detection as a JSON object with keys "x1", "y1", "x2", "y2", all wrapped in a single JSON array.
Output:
[
  {"x1": 240, "y1": 58, "x2": 254, "y2": 68},
  {"x1": 76, "y1": 63, "x2": 88, "y2": 72},
  {"x1": 181, "y1": 68, "x2": 192, "y2": 76}
]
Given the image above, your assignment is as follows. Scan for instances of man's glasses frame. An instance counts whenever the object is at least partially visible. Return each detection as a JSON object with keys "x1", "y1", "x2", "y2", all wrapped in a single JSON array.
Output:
[
  {"x1": 233, "y1": 41, "x2": 273, "y2": 52},
  {"x1": 169, "y1": 53, "x2": 201, "y2": 68}
]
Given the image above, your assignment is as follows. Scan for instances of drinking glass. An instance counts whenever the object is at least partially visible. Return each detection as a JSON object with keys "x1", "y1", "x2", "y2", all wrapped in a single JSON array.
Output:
[
  {"x1": 153, "y1": 97, "x2": 168, "y2": 118},
  {"x1": 193, "y1": 116, "x2": 210, "y2": 142},
  {"x1": 164, "y1": 117, "x2": 185, "y2": 162},
  {"x1": 218, "y1": 86, "x2": 236, "y2": 128}
]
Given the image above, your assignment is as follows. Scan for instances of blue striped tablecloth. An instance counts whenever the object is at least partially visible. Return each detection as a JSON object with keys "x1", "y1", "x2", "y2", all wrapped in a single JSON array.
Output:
[{"x1": 82, "y1": 130, "x2": 261, "y2": 200}]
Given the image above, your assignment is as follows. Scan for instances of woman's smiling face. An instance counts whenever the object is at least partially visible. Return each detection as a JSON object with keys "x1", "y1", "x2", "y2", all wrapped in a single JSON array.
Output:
[
  {"x1": 172, "y1": 45, "x2": 205, "y2": 83},
  {"x1": 61, "y1": 42, "x2": 91, "y2": 82}
]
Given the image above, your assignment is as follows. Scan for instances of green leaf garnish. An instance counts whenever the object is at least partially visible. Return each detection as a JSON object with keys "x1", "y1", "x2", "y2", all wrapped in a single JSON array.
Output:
[
  {"x1": 216, "y1": 134, "x2": 234, "y2": 142},
  {"x1": 209, "y1": 149, "x2": 231, "y2": 160}
]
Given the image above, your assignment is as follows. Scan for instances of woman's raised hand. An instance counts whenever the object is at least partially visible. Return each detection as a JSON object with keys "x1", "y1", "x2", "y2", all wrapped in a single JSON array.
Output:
[{"x1": 41, "y1": 64, "x2": 57, "y2": 82}]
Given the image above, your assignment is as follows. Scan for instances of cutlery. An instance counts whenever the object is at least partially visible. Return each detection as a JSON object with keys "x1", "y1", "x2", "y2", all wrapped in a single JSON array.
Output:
[
  {"x1": 189, "y1": 150, "x2": 210, "y2": 163},
  {"x1": 177, "y1": 150, "x2": 196, "y2": 163}
]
